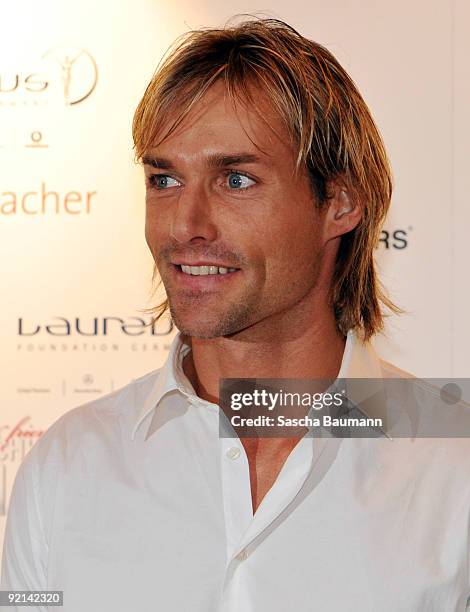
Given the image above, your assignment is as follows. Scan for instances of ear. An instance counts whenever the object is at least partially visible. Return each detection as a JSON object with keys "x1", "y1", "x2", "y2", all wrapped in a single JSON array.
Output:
[{"x1": 322, "y1": 180, "x2": 362, "y2": 242}]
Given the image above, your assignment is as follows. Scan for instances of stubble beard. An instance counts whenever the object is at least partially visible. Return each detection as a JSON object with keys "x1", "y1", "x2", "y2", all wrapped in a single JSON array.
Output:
[{"x1": 168, "y1": 291, "x2": 259, "y2": 338}]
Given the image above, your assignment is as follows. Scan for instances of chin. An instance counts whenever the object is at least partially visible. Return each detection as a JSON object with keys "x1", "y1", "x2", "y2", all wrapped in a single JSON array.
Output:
[
  {"x1": 169, "y1": 309, "x2": 221, "y2": 338},
  {"x1": 169, "y1": 299, "x2": 255, "y2": 339},
  {"x1": 174, "y1": 323, "x2": 224, "y2": 339},
  {"x1": 171, "y1": 313, "x2": 243, "y2": 339}
]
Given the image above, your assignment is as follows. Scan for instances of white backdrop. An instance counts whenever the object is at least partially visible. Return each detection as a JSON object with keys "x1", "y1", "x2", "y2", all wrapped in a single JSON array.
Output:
[{"x1": 1, "y1": 0, "x2": 469, "y2": 560}]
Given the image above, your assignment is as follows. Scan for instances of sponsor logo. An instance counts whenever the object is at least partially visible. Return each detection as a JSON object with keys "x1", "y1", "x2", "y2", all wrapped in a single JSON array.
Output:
[
  {"x1": 377, "y1": 227, "x2": 412, "y2": 250},
  {"x1": 0, "y1": 416, "x2": 44, "y2": 456},
  {"x1": 0, "y1": 416, "x2": 45, "y2": 516},
  {"x1": 0, "y1": 182, "x2": 97, "y2": 216},
  {"x1": 17, "y1": 316, "x2": 174, "y2": 336},
  {"x1": 16, "y1": 316, "x2": 175, "y2": 353},
  {"x1": 0, "y1": 46, "x2": 98, "y2": 106}
]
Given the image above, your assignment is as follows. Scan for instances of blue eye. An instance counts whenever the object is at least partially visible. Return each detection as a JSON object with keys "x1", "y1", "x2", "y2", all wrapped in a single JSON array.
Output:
[
  {"x1": 148, "y1": 175, "x2": 180, "y2": 189},
  {"x1": 227, "y1": 172, "x2": 255, "y2": 190}
]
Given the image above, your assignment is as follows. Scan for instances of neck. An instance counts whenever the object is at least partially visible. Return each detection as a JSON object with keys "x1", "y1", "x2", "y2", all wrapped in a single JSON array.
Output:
[{"x1": 182, "y1": 308, "x2": 347, "y2": 406}]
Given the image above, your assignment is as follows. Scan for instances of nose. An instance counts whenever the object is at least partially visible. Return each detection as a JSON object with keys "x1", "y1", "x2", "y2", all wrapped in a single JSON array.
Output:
[{"x1": 170, "y1": 184, "x2": 218, "y2": 244}]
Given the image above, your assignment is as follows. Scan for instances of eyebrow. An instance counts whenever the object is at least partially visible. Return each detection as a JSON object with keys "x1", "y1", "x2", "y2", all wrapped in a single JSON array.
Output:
[{"x1": 142, "y1": 152, "x2": 262, "y2": 169}]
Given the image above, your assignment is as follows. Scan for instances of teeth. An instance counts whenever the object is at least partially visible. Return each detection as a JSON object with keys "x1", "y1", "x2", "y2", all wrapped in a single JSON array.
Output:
[{"x1": 180, "y1": 265, "x2": 238, "y2": 276}]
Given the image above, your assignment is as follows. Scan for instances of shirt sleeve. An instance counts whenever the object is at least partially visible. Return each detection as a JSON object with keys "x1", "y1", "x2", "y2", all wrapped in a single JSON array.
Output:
[{"x1": 0, "y1": 448, "x2": 49, "y2": 608}]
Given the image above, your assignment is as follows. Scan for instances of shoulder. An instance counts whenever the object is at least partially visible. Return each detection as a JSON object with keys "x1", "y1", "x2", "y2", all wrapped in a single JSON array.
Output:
[
  {"x1": 376, "y1": 358, "x2": 470, "y2": 462},
  {"x1": 378, "y1": 357, "x2": 416, "y2": 379},
  {"x1": 377, "y1": 356, "x2": 470, "y2": 412},
  {"x1": 22, "y1": 366, "x2": 163, "y2": 472},
  {"x1": 3, "y1": 367, "x2": 164, "y2": 561}
]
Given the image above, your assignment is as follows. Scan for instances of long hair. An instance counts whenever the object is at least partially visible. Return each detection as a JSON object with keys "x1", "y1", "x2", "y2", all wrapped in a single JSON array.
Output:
[{"x1": 132, "y1": 17, "x2": 402, "y2": 341}]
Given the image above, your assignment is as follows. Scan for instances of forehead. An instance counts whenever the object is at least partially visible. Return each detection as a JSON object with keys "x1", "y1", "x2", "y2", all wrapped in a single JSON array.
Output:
[{"x1": 147, "y1": 80, "x2": 294, "y2": 164}]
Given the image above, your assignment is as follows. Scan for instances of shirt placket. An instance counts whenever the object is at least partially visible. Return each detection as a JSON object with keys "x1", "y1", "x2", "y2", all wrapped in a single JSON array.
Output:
[
  {"x1": 220, "y1": 436, "x2": 253, "y2": 564},
  {"x1": 219, "y1": 435, "x2": 316, "y2": 612}
]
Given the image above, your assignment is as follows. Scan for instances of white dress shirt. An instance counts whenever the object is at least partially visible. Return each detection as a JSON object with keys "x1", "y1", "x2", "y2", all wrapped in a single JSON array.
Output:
[{"x1": 2, "y1": 329, "x2": 470, "y2": 611}]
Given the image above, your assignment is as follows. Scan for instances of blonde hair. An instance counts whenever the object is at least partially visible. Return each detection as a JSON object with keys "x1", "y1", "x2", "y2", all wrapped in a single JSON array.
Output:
[{"x1": 133, "y1": 17, "x2": 402, "y2": 341}]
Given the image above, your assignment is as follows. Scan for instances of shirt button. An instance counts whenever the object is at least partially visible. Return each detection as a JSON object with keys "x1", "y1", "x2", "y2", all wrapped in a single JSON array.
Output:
[
  {"x1": 226, "y1": 446, "x2": 241, "y2": 460},
  {"x1": 236, "y1": 549, "x2": 248, "y2": 561}
]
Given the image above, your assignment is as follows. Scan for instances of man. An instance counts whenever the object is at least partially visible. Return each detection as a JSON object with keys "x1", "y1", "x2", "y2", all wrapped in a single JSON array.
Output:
[{"x1": 2, "y1": 17, "x2": 470, "y2": 612}]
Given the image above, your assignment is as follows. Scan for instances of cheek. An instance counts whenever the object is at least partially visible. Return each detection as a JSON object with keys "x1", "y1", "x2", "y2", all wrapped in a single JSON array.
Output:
[
  {"x1": 262, "y1": 213, "x2": 322, "y2": 288},
  {"x1": 144, "y1": 205, "x2": 167, "y2": 259},
  {"x1": 144, "y1": 212, "x2": 155, "y2": 249},
  {"x1": 145, "y1": 196, "x2": 168, "y2": 234},
  {"x1": 267, "y1": 211, "x2": 319, "y2": 260}
]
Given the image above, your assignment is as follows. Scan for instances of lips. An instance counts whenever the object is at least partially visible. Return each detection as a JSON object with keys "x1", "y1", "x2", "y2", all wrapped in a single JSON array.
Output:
[{"x1": 171, "y1": 260, "x2": 240, "y2": 269}]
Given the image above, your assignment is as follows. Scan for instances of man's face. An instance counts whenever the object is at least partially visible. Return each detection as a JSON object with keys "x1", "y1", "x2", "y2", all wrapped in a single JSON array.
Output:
[{"x1": 143, "y1": 81, "x2": 330, "y2": 338}]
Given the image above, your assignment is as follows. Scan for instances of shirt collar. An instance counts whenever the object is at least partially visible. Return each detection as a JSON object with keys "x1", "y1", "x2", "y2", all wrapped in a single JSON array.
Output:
[
  {"x1": 131, "y1": 332, "x2": 193, "y2": 440},
  {"x1": 131, "y1": 327, "x2": 388, "y2": 441}
]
